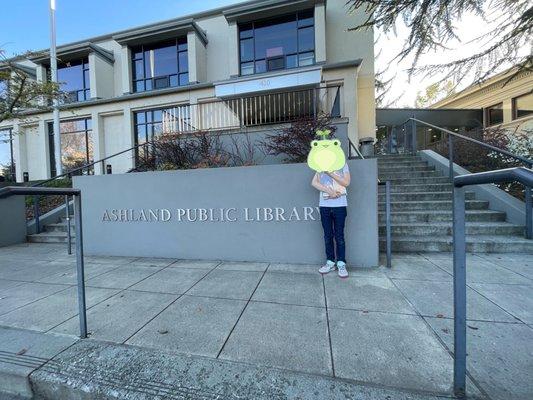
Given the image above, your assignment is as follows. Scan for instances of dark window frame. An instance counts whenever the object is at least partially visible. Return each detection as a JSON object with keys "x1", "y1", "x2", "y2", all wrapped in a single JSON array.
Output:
[
  {"x1": 52, "y1": 58, "x2": 91, "y2": 103},
  {"x1": 131, "y1": 38, "x2": 189, "y2": 93},
  {"x1": 512, "y1": 91, "x2": 533, "y2": 120},
  {"x1": 48, "y1": 118, "x2": 93, "y2": 177},
  {"x1": 238, "y1": 9, "x2": 315, "y2": 76},
  {"x1": 484, "y1": 102, "x2": 504, "y2": 126}
]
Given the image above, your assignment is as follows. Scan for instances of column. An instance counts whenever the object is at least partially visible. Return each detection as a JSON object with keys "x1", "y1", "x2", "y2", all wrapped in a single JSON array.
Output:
[
  {"x1": 12, "y1": 121, "x2": 27, "y2": 182},
  {"x1": 121, "y1": 46, "x2": 132, "y2": 94},
  {"x1": 228, "y1": 21, "x2": 239, "y2": 77},
  {"x1": 123, "y1": 106, "x2": 135, "y2": 170},
  {"x1": 91, "y1": 111, "x2": 105, "y2": 175},
  {"x1": 314, "y1": 2, "x2": 327, "y2": 63},
  {"x1": 39, "y1": 119, "x2": 52, "y2": 179}
]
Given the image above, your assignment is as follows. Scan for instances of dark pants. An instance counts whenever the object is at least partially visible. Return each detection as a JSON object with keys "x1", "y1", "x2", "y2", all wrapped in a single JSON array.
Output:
[{"x1": 319, "y1": 206, "x2": 347, "y2": 263}]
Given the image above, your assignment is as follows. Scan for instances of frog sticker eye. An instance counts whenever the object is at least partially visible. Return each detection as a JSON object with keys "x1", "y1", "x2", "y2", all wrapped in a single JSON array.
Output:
[
  {"x1": 311, "y1": 140, "x2": 319, "y2": 147},
  {"x1": 333, "y1": 140, "x2": 340, "y2": 146}
]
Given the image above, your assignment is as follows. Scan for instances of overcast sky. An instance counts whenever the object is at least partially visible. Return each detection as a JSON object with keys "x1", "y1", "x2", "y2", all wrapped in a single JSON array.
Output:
[{"x1": 0, "y1": 0, "x2": 520, "y2": 107}]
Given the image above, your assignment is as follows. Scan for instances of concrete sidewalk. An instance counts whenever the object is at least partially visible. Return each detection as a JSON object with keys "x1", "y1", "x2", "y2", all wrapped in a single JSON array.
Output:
[{"x1": 0, "y1": 243, "x2": 532, "y2": 399}]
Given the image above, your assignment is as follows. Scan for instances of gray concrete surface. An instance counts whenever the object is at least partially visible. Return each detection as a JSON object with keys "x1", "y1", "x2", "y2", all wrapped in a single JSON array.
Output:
[{"x1": 0, "y1": 243, "x2": 532, "y2": 400}]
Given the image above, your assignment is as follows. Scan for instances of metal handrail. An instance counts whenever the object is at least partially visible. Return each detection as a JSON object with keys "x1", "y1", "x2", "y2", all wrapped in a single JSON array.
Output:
[
  {"x1": 348, "y1": 140, "x2": 365, "y2": 160},
  {"x1": 0, "y1": 186, "x2": 87, "y2": 339},
  {"x1": 410, "y1": 118, "x2": 533, "y2": 167},
  {"x1": 451, "y1": 167, "x2": 533, "y2": 397}
]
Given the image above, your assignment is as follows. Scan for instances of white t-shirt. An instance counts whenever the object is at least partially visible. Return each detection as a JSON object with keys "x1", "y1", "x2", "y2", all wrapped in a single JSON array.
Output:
[{"x1": 318, "y1": 163, "x2": 349, "y2": 207}]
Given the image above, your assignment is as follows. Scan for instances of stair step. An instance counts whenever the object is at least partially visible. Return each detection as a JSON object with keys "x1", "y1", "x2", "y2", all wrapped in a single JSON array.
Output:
[
  {"x1": 378, "y1": 191, "x2": 476, "y2": 201},
  {"x1": 378, "y1": 200, "x2": 488, "y2": 211},
  {"x1": 377, "y1": 155, "x2": 422, "y2": 162},
  {"x1": 379, "y1": 210, "x2": 506, "y2": 223},
  {"x1": 379, "y1": 235, "x2": 533, "y2": 253},
  {"x1": 378, "y1": 222, "x2": 525, "y2": 236},
  {"x1": 27, "y1": 232, "x2": 75, "y2": 244},
  {"x1": 44, "y1": 222, "x2": 75, "y2": 233},
  {"x1": 384, "y1": 176, "x2": 451, "y2": 185},
  {"x1": 379, "y1": 183, "x2": 452, "y2": 193},
  {"x1": 379, "y1": 165, "x2": 435, "y2": 173},
  {"x1": 379, "y1": 171, "x2": 443, "y2": 179}
]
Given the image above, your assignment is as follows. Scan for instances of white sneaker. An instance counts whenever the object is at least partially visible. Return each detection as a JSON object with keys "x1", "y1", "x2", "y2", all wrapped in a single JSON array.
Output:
[
  {"x1": 319, "y1": 260, "x2": 336, "y2": 274},
  {"x1": 337, "y1": 262, "x2": 348, "y2": 278}
]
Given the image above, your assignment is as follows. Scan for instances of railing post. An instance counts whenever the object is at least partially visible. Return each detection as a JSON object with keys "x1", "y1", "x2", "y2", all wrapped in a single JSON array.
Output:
[
  {"x1": 101, "y1": 160, "x2": 105, "y2": 175},
  {"x1": 448, "y1": 134, "x2": 454, "y2": 182},
  {"x1": 411, "y1": 117, "x2": 417, "y2": 154},
  {"x1": 453, "y1": 185, "x2": 467, "y2": 398},
  {"x1": 65, "y1": 195, "x2": 72, "y2": 255},
  {"x1": 73, "y1": 194, "x2": 87, "y2": 339},
  {"x1": 385, "y1": 181, "x2": 392, "y2": 268},
  {"x1": 525, "y1": 185, "x2": 532, "y2": 239},
  {"x1": 33, "y1": 195, "x2": 40, "y2": 234}
]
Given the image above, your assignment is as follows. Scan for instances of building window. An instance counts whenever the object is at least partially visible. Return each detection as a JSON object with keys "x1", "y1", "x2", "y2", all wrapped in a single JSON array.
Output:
[
  {"x1": 512, "y1": 91, "x2": 533, "y2": 120},
  {"x1": 48, "y1": 118, "x2": 93, "y2": 176},
  {"x1": 133, "y1": 106, "x2": 192, "y2": 162},
  {"x1": 239, "y1": 9, "x2": 315, "y2": 76},
  {"x1": 54, "y1": 58, "x2": 90, "y2": 103},
  {"x1": 485, "y1": 103, "x2": 503, "y2": 126},
  {"x1": 0, "y1": 128, "x2": 15, "y2": 181},
  {"x1": 132, "y1": 39, "x2": 189, "y2": 92}
]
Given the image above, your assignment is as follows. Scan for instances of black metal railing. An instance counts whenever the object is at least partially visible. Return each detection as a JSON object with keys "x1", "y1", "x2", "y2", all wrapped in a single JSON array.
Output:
[
  {"x1": 452, "y1": 167, "x2": 533, "y2": 397},
  {"x1": 0, "y1": 186, "x2": 87, "y2": 338}
]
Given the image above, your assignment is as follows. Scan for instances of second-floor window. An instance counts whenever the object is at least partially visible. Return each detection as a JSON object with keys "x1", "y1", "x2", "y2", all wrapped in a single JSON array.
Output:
[
  {"x1": 512, "y1": 91, "x2": 533, "y2": 120},
  {"x1": 56, "y1": 58, "x2": 90, "y2": 102},
  {"x1": 239, "y1": 9, "x2": 315, "y2": 76},
  {"x1": 131, "y1": 39, "x2": 189, "y2": 92}
]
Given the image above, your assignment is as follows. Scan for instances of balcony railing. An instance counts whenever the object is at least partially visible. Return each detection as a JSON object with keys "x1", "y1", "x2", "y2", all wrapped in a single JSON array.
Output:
[{"x1": 155, "y1": 86, "x2": 341, "y2": 134}]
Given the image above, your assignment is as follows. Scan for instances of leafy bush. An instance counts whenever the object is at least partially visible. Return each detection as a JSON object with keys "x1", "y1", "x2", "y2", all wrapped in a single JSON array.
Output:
[{"x1": 260, "y1": 114, "x2": 337, "y2": 163}]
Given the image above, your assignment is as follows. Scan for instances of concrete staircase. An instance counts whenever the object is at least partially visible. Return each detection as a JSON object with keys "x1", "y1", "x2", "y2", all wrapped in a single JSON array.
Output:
[
  {"x1": 378, "y1": 154, "x2": 533, "y2": 253},
  {"x1": 27, "y1": 215, "x2": 75, "y2": 243}
]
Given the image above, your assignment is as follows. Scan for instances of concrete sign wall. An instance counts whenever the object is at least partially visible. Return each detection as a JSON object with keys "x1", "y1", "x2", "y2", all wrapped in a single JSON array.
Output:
[{"x1": 74, "y1": 159, "x2": 378, "y2": 266}]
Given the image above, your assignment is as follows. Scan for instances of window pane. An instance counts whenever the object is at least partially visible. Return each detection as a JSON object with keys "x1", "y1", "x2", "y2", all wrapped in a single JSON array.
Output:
[
  {"x1": 133, "y1": 60, "x2": 144, "y2": 79},
  {"x1": 178, "y1": 51, "x2": 188, "y2": 72},
  {"x1": 133, "y1": 49, "x2": 143, "y2": 59},
  {"x1": 241, "y1": 62, "x2": 254, "y2": 75},
  {"x1": 286, "y1": 54, "x2": 298, "y2": 68},
  {"x1": 178, "y1": 40, "x2": 187, "y2": 51},
  {"x1": 153, "y1": 110, "x2": 163, "y2": 122},
  {"x1": 487, "y1": 103, "x2": 503, "y2": 125},
  {"x1": 514, "y1": 92, "x2": 533, "y2": 119},
  {"x1": 84, "y1": 69, "x2": 90, "y2": 88},
  {"x1": 135, "y1": 112, "x2": 146, "y2": 124},
  {"x1": 298, "y1": 9, "x2": 314, "y2": 27},
  {"x1": 254, "y1": 16, "x2": 297, "y2": 60},
  {"x1": 298, "y1": 51, "x2": 314, "y2": 66},
  {"x1": 152, "y1": 44, "x2": 178, "y2": 77},
  {"x1": 145, "y1": 79, "x2": 152, "y2": 91},
  {"x1": 57, "y1": 62, "x2": 83, "y2": 91},
  {"x1": 170, "y1": 75, "x2": 178, "y2": 87},
  {"x1": 240, "y1": 38, "x2": 254, "y2": 62},
  {"x1": 298, "y1": 26, "x2": 314, "y2": 52},
  {"x1": 135, "y1": 80, "x2": 145, "y2": 92},
  {"x1": 239, "y1": 23, "x2": 253, "y2": 39},
  {"x1": 179, "y1": 73, "x2": 189, "y2": 86},
  {"x1": 255, "y1": 59, "x2": 266, "y2": 73},
  {"x1": 136, "y1": 124, "x2": 147, "y2": 143}
]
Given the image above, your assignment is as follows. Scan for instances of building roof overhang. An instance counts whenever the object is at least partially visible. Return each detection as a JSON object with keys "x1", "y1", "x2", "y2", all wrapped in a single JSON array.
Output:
[
  {"x1": 112, "y1": 19, "x2": 208, "y2": 47},
  {"x1": 31, "y1": 42, "x2": 115, "y2": 65},
  {"x1": 223, "y1": 0, "x2": 324, "y2": 23},
  {"x1": 0, "y1": 63, "x2": 37, "y2": 79}
]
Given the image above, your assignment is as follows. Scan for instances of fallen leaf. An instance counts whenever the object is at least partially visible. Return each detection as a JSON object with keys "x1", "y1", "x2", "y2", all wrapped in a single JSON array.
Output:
[
  {"x1": 16, "y1": 348, "x2": 27, "y2": 355},
  {"x1": 467, "y1": 325, "x2": 479, "y2": 330},
  {"x1": 158, "y1": 330, "x2": 169, "y2": 335},
  {"x1": 436, "y1": 313, "x2": 444, "y2": 318}
]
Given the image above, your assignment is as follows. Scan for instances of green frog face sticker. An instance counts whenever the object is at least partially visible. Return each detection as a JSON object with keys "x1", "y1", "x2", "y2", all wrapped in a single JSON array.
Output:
[{"x1": 307, "y1": 129, "x2": 346, "y2": 172}]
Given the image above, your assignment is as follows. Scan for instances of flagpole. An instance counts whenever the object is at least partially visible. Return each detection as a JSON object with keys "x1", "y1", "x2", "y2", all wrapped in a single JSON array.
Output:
[{"x1": 50, "y1": 0, "x2": 62, "y2": 176}]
